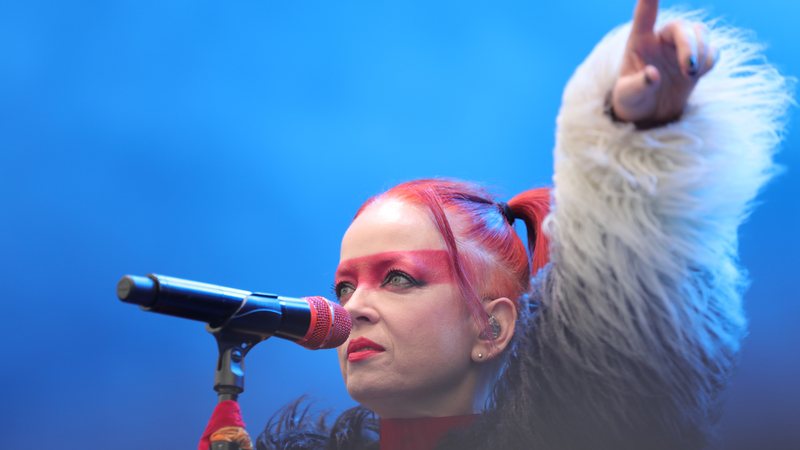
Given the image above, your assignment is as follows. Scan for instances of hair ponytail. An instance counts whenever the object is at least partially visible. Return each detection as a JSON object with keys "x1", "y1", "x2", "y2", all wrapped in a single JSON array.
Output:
[{"x1": 508, "y1": 188, "x2": 551, "y2": 276}]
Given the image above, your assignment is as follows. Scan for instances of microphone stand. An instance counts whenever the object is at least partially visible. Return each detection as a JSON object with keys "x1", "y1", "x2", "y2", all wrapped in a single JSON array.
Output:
[
  {"x1": 208, "y1": 322, "x2": 267, "y2": 450},
  {"x1": 116, "y1": 276, "x2": 327, "y2": 450},
  {"x1": 212, "y1": 329, "x2": 257, "y2": 402}
]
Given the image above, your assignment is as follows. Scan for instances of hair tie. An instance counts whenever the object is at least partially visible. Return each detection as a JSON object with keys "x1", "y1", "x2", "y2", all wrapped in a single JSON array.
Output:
[{"x1": 497, "y1": 201, "x2": 515, "y2": 225}]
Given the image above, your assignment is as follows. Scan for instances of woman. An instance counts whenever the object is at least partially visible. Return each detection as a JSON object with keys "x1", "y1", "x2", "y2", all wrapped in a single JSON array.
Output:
[{"x1": 200, "y1": 1, "x2": 792, "y2": 449}]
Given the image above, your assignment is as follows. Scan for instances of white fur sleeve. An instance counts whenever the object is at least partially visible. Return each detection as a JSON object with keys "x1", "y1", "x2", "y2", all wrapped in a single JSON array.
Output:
[{"x1": 531, "y1": 11, "x2": 792, "y2": 446}]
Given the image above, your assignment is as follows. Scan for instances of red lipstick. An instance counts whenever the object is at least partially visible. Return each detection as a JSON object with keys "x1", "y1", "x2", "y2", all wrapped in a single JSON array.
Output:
[{"x1": 347, "y1": 337, "x2": 385, "y2": 362}]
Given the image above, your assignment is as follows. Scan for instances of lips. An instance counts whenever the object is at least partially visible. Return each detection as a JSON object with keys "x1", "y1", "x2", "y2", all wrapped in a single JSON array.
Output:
[{"x1": 346, "y1": 336, "x2": 386, "y2": 362}]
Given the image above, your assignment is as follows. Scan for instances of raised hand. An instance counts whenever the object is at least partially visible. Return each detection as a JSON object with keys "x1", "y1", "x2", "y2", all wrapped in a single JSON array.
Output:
[{"x1": 611, "y1": 0, "x2": 717, "y2": 126}]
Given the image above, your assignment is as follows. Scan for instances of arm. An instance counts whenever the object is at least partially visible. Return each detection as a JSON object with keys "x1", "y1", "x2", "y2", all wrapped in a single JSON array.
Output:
[{"x1": 489, "y1": 4, "x2": 792, "y2": 450}]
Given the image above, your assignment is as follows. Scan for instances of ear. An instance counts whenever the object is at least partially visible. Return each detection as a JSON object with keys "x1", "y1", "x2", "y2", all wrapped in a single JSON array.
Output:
[{"x1": 471, "y1": 297, "x2": 517, "y2": 363}]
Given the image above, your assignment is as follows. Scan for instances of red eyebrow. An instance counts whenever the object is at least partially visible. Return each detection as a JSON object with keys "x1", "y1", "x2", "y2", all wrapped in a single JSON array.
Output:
[{"x1": 335, "y1": 249, "x2": 453, "y2": 286}]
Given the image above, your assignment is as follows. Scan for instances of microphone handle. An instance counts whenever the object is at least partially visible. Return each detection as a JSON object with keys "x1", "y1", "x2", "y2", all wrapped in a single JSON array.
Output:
[{"x1": 118, "y1": 274, "x2": 312, "y2": 342}]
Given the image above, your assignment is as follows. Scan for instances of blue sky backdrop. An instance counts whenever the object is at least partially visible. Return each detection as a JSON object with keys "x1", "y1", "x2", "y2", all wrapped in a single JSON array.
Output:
[{"x1": 0, "y1": 1, "x2": 797, "y2": 448}]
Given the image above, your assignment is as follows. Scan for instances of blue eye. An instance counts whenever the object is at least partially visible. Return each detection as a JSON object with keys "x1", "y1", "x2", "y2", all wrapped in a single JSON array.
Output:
[
  {"x1": 334, "y1": 282, "x2": 355, "y2": 303},
  {"x1": 382, "y1": 270, "x2": 419, "y2": 289}
]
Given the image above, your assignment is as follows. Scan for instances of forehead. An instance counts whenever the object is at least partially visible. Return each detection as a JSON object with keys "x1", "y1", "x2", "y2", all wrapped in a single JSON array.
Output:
[{"x1": 340, "y1": 199, "x2": 446, "y2": 261}]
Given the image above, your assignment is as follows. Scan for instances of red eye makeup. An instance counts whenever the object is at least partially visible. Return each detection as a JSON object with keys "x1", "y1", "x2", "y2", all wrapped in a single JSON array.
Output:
[{"x1": 334, "y1": 249, "x2": 453, "y2": 293}]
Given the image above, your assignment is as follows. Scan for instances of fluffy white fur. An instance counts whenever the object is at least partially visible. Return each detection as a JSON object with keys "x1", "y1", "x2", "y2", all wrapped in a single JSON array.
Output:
[{"x1": 527, "y1": 9, "x2": 793, "y2": 448}]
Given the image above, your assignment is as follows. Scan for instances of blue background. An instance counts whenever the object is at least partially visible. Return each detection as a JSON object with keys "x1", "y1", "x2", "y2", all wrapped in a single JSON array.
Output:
[{"x1": 1, "y1": 1, "x2": 796, "y2": 448}]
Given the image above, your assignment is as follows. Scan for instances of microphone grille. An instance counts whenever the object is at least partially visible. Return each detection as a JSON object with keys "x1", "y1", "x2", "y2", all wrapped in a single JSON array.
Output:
[
  {"x1": 301, "y1": 296, "x2": 352, "y2": 349},
  {"x1": 331, "y1": 303, "x2": 351, "y2": 345}
]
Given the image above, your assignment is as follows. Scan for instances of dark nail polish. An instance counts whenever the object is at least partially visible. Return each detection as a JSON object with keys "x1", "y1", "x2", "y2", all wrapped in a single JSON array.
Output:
[{"x1": 687, "y1": 55, "x2": 698, "y2": 76}]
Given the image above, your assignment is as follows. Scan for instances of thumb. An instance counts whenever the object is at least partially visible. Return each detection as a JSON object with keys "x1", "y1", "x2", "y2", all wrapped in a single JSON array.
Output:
[{"x1": 612, "y1": 65, "x2": 661, "y2": 122}]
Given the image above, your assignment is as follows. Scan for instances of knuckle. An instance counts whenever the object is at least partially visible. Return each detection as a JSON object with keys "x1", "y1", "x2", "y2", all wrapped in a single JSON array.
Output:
[{"x1": 667, "y1": 20, "x2": 684, "y2": 33}]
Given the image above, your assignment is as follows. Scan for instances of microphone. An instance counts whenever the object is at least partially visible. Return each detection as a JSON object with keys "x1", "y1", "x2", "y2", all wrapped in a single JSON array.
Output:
[{"x1": 117, "y1": 274, "x2": 351, "y2": 349}]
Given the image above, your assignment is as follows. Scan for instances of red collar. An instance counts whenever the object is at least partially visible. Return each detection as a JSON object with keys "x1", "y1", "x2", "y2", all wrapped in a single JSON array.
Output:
[{"x1": 379, "y1": 414, "x2": 478, "y2": 450}]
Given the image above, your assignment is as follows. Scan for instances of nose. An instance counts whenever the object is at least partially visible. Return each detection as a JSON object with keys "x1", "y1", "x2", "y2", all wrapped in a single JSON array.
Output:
[{"x1": 343, "y1": 287, "x2": 380, "y2": 326}]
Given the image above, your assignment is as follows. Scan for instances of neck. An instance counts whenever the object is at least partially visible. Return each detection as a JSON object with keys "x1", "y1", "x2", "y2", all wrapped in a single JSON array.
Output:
[{"x1": 379, "y1": 414, "x2": 478, "y2": 450}]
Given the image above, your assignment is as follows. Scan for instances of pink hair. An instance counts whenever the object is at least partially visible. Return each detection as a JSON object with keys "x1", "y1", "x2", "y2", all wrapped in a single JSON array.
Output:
[{"x1": 354, "y1": 179, "x2": 550, "y2": 331}]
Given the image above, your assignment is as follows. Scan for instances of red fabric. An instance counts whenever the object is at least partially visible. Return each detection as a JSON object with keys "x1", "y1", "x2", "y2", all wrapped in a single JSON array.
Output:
[
  {"x1": 198, "y1": 400, "x2": 247, "y2": 450},
  {"x1": 379, "y1": 415, "x2": 478, "y2": 450}
]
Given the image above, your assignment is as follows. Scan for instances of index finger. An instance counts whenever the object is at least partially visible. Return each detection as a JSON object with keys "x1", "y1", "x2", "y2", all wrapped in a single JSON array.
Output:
[{"x1": 631, "y1": 0, "x2": 659, "y2": 36}]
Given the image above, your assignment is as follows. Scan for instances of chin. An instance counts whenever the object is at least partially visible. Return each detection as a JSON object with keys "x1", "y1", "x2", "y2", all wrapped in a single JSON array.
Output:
[
  {"x1": 346, "y1": 381, "x2": 401, "y2": 414},
  {"x1": 345, "y1": 381, "x2": 381, "y2": 404}
]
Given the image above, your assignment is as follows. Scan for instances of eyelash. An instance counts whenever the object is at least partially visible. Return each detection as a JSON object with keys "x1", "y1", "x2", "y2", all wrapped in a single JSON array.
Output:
[
  {"x1": 332, "y1": 269, "x2": 423, "y2": 302},
  {"x1": 332, "y1": 282, "x2": 352, "y2": 303},
  {"x1": 382, "y1": 268, "x2": 422, "y2": 288}
]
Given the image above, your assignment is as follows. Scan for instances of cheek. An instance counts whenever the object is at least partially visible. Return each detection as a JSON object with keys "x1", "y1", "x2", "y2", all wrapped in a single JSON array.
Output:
[
  {"x1": 426, "y1": 285, "x2": 470, "y2": 324},
  {"x1": 337, "y1": 346, "x2": 347, "y2": 368},
  {"x1": 393, "y1": 287, "x2": 473, "y2": 353}
]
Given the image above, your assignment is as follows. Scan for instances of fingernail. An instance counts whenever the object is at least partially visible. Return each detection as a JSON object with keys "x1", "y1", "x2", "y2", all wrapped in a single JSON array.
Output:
[
  {"x1": 687, "y1": 55, "x2": 698, "y2": 77},
  {"x1": 643, "y1": 71, "x2": 653, "y2": 86}
]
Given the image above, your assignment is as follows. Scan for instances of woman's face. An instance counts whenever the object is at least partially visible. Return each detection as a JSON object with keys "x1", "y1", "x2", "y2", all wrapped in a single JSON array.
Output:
[{"x1": 335, "y1": 198, "x2": 482, "y2": 418}]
